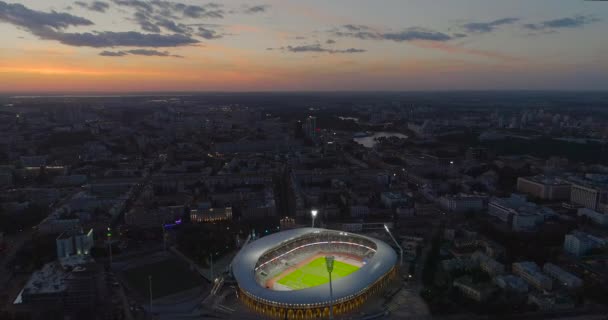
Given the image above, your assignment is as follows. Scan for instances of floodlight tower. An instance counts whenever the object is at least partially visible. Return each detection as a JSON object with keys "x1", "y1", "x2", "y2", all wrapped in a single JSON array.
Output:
[
  {"x1": 325, "y1": 256, "x2": 335, "y2": 319},
  {"x1": 384, "y1": 224, "x2": 403, "y2": 266},
  {"x1": 311, "y1": 209, "x2": 318, "y2": 228}
]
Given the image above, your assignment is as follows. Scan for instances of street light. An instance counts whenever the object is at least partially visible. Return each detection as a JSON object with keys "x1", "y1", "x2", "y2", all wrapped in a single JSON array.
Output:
[
  {"x1": 384, "y1": 224, "x2": 403, "y2": 266},
  {"x1": 325, "y1": 256, "x2": 335, "y2": 320},
  {"x1": 311, "y1": 210, "x2": 318, "y2": 228}
]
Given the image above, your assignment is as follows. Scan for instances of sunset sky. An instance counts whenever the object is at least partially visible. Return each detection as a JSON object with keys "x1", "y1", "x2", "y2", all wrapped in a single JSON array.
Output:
[{"x1": 1, "y1": 0, "x2": 607, "y2": 92}]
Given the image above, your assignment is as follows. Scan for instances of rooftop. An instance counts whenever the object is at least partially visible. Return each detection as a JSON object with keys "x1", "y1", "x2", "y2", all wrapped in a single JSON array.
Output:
[
  {"x1": 521, "y1": 175, "x2": 569, "y2": 186},
  {"x1": 23, "y1": 262, "x2": 68, "y2": 295},
  {"x1": 490, "y1": 194, "x2": 557, "y2": 216},
  {"x1": 567, "y1": 231, "x2": 607, "y2": 245},
  {"x1": 568, "y1": 174, "x2": 608, "y2": 189}
]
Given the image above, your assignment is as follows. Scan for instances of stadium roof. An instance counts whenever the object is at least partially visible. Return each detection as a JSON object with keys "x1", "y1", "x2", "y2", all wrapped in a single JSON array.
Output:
[{"x1": 231, "y1": 228, "x2": 398, "y2": 307}]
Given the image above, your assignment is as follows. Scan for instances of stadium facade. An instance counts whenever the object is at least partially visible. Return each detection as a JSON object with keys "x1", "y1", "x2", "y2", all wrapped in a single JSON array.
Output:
[{"x1": 231, "y1": 228, "x2": 398, "y2": 319}]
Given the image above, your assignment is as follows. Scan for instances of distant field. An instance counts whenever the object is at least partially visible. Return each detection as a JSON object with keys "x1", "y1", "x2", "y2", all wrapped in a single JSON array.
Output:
[
  {"x1": 277, "y1": 257, "x2": 360, "y2": 290},
  {"x1": 123, "y1": 259, "x2": 203, "y2": 299}
]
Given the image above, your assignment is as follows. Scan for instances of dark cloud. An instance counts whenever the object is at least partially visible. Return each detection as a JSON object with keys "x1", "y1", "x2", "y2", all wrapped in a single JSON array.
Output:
[
  {"x1": 197, "y1": 8, "x2": 224, "y2": 18},
  {"x1": 197, "y1": 26, "x2": 222, "y2": 39},
  {"x1": 524, "y1": 15, "x2": 600, "y2": 31},
  {"x1": 74, "y1": 1, "x2": 110, "y2": 13},
  {"x1": 243, "y1": 5, "x2": 270, "y2": 14},
  {"x1": 128, "y1": 48, "x2": 182, "y2": 57},
  {"x1": 117, "y1": 1, "x2": 225, "y2": 37},
  {"x1": 342, "y1": 24, "x2": 369, "y2": 31},
  {"x1": 182, "y1": 5, "x2": 206, "y2": 18},
  {"x1": 99, "y1": 50, "x2": 127, "y2": 56},
  {"x1": 133, "y1": 11, "x2": 161, "y2": 32},
  {"x1": 278, "y1": 43, "x2": 365, "y2": 54},
  {"x1": 155, "y1": 17, "x2": 190, "y2": 34},
  {"x1": 99, "y1": 49, "x2": 182, "y2": 57},
  {"x1": 113, "y1": 0, "x2": 224, "y2": 19},
  {"x1": 340, "y1": 48, "x2": 366, "y2": 53},
  {"x1": 90, "y1": 1, "x2": 110, "y2": 12},
  {"x1": 131, "y1": 14, "x2": 225, "y2": 39},
  {"x1": 333, "y1": 30, "x2": 377, "y2": 40},
  {"x1": 331, "y1": 25, "x2": 452, "y2": 42},
  {"x1": 182, "y1": 4, "x2": 224, "y2": 18},
  {"x1": 204, "y1": 3, "x2": 222, "y2": 9},
  {"x1": 383, "y1": 28, "x2": 452, "y2": 42},
  {"x1": 41, "y1": 30, "x2": 199, "y2": 47},
  {"x1": 0, "y1": 1, "x2": 93, "y2": 30},
  {"x1": 111, "y1": 0, "x2": 153, "y2": 12},
  {"x1": 0, "y1": 0, "x2": 205, "y2": 48},
  {"x1": 462, "y1": 18, "x2": 519, "y2": 33}
]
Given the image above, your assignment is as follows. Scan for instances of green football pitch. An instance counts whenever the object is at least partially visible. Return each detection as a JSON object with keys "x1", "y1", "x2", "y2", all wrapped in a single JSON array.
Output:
[{"x1": 277, "y1": 257, "x2": 360, "y2": 290}]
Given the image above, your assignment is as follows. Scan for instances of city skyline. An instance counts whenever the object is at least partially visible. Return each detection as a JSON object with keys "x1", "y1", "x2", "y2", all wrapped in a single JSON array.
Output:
[{"x1": 1, "y1": 0, "x2": 608, "y2": 92}]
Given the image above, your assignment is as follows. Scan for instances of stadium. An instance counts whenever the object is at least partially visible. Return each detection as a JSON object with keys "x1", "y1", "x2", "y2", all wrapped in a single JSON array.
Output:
[{"x1": 231, "y1": 228, "x2": 398, "y2": 319}]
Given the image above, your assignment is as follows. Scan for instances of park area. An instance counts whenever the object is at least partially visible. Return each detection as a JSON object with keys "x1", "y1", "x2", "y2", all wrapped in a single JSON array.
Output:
[
  {"x1": 123, "y1": 258, "x2": 203, "y2": 299},
  {"x1": 277, "y1": 257, "x2": 360, "y2": 290}
]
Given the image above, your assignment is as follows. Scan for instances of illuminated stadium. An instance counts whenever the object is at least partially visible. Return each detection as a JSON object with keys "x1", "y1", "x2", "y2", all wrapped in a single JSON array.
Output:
[{"x1": 231, "y1": 228, "x2": 398, "y2": 319}]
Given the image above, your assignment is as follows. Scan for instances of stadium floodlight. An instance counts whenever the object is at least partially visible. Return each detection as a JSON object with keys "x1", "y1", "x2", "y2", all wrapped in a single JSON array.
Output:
[
  {"x1": 384, "y1": 224, "x2": 403, "y2": 266},
  {"x1": 325, "y1": 256, "x2": 335, "y2": 320},
  {"x1": 311, "y1": 210, "x2": 318, "y2": 228}
]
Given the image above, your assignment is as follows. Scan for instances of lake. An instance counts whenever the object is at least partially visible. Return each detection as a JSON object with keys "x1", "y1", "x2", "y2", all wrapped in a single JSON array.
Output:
[{"x1": 353, "y1": 132, "x2": 408, "y2": 148}]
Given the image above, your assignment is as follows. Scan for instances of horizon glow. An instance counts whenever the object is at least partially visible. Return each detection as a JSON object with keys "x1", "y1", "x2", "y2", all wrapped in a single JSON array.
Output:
[{"x1": 0, "y1": 0, "x2": 607, "y2": 92}]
